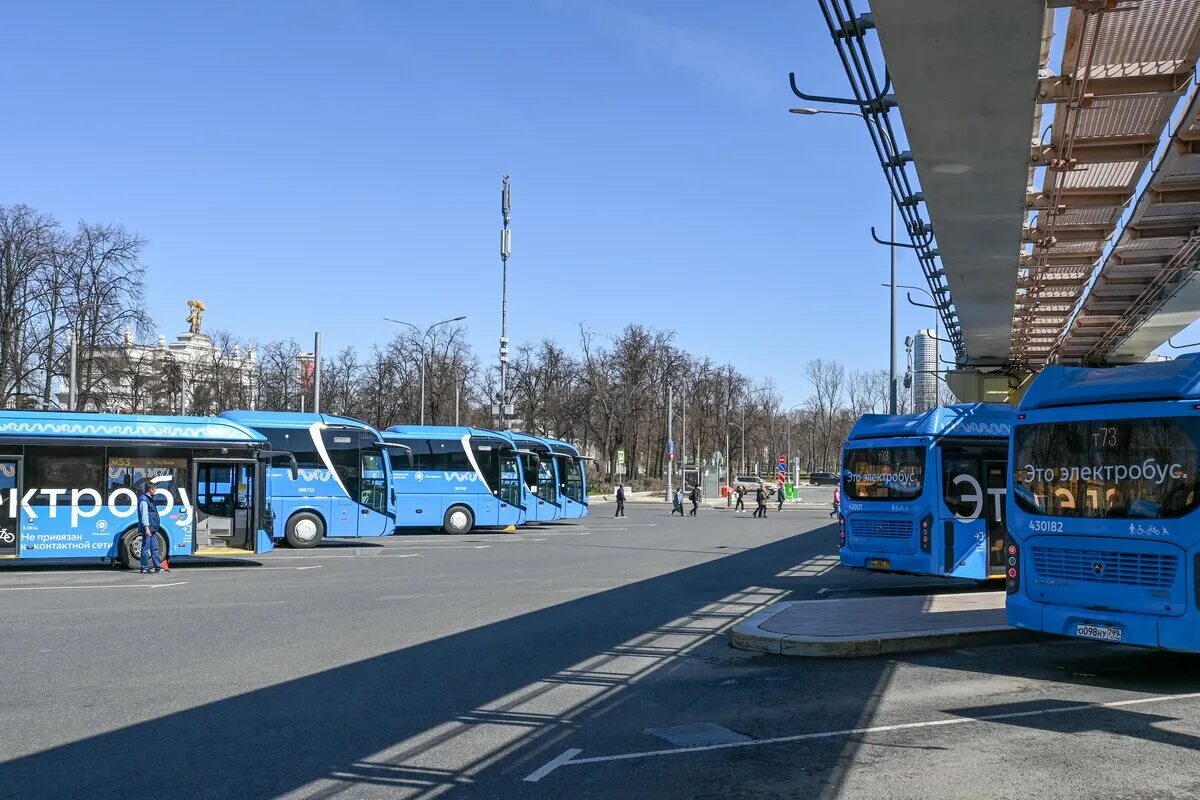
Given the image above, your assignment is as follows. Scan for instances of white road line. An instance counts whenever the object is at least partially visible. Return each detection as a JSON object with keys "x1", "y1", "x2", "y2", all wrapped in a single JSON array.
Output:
[
  {"x1": 522, "y1": 748, "x2": 583, "y2": 783},
  {"x1": 523, "y1": 691, "x2": 1200, "y2": 782},
  {"x1": 0, "y1": 581, "x2": 188, "y2": 593},
  {"x1": 266, "y1": 552, "x2": 424, "y2": 560}
]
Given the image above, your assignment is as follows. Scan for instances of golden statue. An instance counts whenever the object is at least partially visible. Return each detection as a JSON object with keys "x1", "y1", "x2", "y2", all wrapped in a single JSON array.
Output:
[{"x1": 186, "y1": 299, "x2": 206, "y2": 334}]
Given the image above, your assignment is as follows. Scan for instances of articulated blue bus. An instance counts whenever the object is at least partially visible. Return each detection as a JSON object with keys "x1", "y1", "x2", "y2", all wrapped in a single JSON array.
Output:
[
  {"x1": 0, "y1": 410, "x2": 281, "y2": 567},
  {"x1": 383, "y1": 426, "x2": 526, "y2": 533},
  {"x1": 545, "y1": 437, "x2": 589, "y2": 520},
  {"x1": 220, "y1": 411, "x2": 397, "y2": 548},
  {"x1": 839, "y1": 403, "x2": 1014, "y2": 580},
  {"x1": 1007, "y1": 354, "x2": 1200, "y2": 651}
]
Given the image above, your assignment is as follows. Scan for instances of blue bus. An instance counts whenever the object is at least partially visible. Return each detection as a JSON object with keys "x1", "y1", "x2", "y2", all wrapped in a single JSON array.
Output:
[
  {"x1": 0, "y1": 410, "x2": 283, "y2": 567},
  {"x1": 383, "y1": 425, "x2": 526, "y2": 534},
  {"x1": 840, "y1": 403, "x2": 1014, "y2": 580},
  {"x1": 220, "y1": 411, "x2": 397, "y2": 548},
  {"x1": 545, "y1": 437, "x2": 589, "y2": 520},
  {"x1": 512, "y1": 432, "x2": 563, "y2": 522},
  {"x1": 1007, "y1": 354, "x2": 1200, "y2": 651}
]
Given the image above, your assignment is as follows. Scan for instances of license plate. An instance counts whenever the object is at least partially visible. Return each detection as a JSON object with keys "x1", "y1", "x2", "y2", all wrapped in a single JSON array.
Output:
[
  {"x1": 1075, "y1": 624, "x2": 1123, "y2": 642},
  {"x1": 868, "y1": 558, "x2": 891, "y2": 570}
]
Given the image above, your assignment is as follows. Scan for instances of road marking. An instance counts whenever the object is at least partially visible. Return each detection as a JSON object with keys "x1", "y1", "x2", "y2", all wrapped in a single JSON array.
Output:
[
  {"x1": 0, "y1": 581, "x2": 188, "y2": 592},
  {"x1": 522, "y1": 748, "x2": 582, "y2": 783},
  {"x1": 475, "y1": 545, "x2": 491, "y2": 549},
  {"x1": 266, "y1": 552, "x2": 424, "y2": 559},
  {"x1": 523, "y1": 691, "x2": 1200, "y2": 782}
]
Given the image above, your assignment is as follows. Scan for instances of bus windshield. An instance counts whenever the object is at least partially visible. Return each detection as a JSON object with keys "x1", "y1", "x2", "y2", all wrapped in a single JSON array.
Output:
[
  {"x1": 1012, "y1": 418, "x2": 1200, "y2": 519},
  {"x1": 842, "y1": 446, "x2": 925, "y2": 501}
]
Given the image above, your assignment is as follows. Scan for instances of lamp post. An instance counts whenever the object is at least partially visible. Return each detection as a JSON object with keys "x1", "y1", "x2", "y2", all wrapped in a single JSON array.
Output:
[
  {"x1": 785, "y1": 402, "x2": 805, "y2": 488},
  {"x1": 791, "y1": 106, "x2": 898, "y2": 414},
  {"x1": 383, "y1": 315, "x2": 467, "y2": 425}
]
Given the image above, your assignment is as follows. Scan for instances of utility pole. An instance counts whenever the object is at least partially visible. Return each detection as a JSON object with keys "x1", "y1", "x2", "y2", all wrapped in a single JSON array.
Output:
[
  {"x1": 666, "y1": 384, "x2": 673, "y2": 502},
  {"x1": 498, "y1": 173, "x2": 512, "y2": 430},
  {"x1": 312, "y1": 331, "x2": 321, "y2": 414},
  {"x1": 889, "y1": 199, "x2": 898, "y2": 414},
  {"x1": 67, "y1": 330, "x2": 77, "y2": 412}
]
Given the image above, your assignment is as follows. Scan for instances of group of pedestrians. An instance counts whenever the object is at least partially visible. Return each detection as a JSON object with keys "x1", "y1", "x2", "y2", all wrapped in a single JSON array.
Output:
[
  {"x1": 670, "y1": 485, "x2": 701, "y2": 517},
  {"x1": 732, "y1": 483, "x2": 775, "y2": 518}
]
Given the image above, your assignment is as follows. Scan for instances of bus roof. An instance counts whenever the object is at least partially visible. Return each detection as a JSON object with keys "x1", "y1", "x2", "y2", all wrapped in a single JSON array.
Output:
[
  {"x1": 383, "y1": 425, "x2": 512, "y2": 442},
  {"x1": 0, "y1": 411, "x2": 266, "y2": 444},
  {"x1": 847, "y1": 403, "x2": 1014, "y2": 441},
  {"x1": 1020, "y1": 354, "x2": 1200, "y2": 410},
  {"x1": 220, "y1": 410, "x2": 383, "y2": 436},
  {"x1": 542, "y1": 437, "x2": 582, "y2": 457}
]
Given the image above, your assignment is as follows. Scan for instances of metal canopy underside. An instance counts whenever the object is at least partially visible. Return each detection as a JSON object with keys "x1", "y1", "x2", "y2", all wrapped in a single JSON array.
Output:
[{"x1": 871, "y1": 0, "x2": 1046, "y2": 366}]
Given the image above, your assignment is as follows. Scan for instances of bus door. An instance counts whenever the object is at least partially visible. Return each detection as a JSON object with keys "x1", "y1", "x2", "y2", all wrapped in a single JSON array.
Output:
[
  {"x1": 984, "y1": 460, "x2": 1007, "y2": 577},
  {"x1": 194, "y1": 460, "x2": 256, "y2": 551},
  {"x1": 558, "y1": 456, "x2": 587, "y2": 519},
  {"x1": 0, "y1": 459, "x2": 18, "y2": 557},
  {"x1": 499, "y1": 449, "x2": 524, "y2": 526},
  {"x1": 941, "y1": 443, "x2": 991, "y2": 580},
  {"x1": 357, "y1": 446, "x2": 391, "y2": 535}
]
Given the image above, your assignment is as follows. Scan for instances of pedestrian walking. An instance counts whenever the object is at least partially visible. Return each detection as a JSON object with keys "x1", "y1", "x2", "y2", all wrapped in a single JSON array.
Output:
[
  {"x1": 776, "y1": 484, "x2": 785, "y2": 511},
  {"x1": 615, "y1": 483, "x2": 627, "y2": 518},
  {"x1": 831, "y1": 486, "x2": 841, "y2": 519},
  {"x1": 734, "y1": 485, "x2": 746, "y2": 513},
  {"x1": 671, "y1": 488, "x2": 685, "y2": 516},
  {"x1": 137, "y1": 482, "x2": 169, "y2": 574},
  {"x1": 754, "y1": 485, "x2": 767, "y2": 518},
  {"x1": 689, "y1": 485, "x2": 700, "y2": 516}
]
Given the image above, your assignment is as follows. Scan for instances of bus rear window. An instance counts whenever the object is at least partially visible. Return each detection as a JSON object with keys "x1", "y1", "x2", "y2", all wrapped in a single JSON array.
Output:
[
  {"x1": 842, "y1": 446, "x2": 925, "y2": 501},
  {"x1": 1013, "y1": 419, "x2": 1200, "y2": 519}
]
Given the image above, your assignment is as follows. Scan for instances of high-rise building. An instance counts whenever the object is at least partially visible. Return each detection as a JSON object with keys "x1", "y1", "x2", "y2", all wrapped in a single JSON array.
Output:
[{"x1": 912, "y1": 328, "x2": 938, "y2": 413}]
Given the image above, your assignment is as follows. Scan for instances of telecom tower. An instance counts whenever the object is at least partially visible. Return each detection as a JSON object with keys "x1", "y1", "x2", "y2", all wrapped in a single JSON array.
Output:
[{"x1": 496, "y1": 174, "x2": 513, "y2": 428}]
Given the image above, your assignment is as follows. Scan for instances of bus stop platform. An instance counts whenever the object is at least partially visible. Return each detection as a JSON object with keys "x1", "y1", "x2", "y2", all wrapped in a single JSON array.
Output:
[{"x1": 732, "y1": 591, "x2": 1029, "y2": 657}]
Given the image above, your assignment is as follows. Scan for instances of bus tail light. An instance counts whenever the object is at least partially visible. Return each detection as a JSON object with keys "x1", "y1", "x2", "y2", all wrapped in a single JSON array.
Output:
[
  {"x1": 838, "y1": 514, "x2": 846, "y2": 548},
  {"x1": 1005, "y1": 535, "x2": 1020, "y2": 595},
  {"x1": 919, "y1": 514, "x2": 933, "y2": 553}
]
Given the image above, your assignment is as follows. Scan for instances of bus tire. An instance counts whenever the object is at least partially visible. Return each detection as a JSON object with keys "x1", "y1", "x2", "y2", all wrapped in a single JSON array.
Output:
[
  {"x1": 442, "y1": 505, "x2": 474, "y2": 535},
  {"x1": 120, "y1": 528, "x2": 168, "y2": 571},
  {"x1": 285, "y1": 512, "x2": 325, "y2": 549}
]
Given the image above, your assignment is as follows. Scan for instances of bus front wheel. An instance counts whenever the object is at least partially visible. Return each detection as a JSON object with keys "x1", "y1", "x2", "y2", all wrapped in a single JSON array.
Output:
[
  {"x1": 285, "y1": 512, "x2": 325, "y2": 549},
  {"x1": 442, "y1": 506, "x2": 474, "y2": 535},
  {"x1": 120, "y1": 529, "x2": 167, "y2": 570}
]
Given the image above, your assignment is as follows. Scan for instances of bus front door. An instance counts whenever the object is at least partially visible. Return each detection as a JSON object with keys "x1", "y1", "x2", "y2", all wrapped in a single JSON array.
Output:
[
  {"x1": 946, "y1": 460, "x2": 1006, "y2": 580},
  {"x1": 194, "y1": 461, "x2": 256, "y2": 552},
  {"x1": 984, "y1": 461, "x2": 1007, "y2": 578},
  {"x1": 357, "y1": 448, "x2": 392, "y2": 536},
  {"x1": 0, "y1": 459, "x2": 18, "y2": 557}
]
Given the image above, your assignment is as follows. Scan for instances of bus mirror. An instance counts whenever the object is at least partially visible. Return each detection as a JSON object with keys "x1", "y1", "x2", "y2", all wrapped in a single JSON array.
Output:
[{"x1": 259, "y1": 450, "x2": 299, "y2": 480}]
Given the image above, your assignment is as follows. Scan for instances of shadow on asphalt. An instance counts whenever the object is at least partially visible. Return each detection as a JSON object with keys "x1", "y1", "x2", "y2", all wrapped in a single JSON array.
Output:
[{"x1": 12, "y1": 519, "x2": 1159, "y2": 799}]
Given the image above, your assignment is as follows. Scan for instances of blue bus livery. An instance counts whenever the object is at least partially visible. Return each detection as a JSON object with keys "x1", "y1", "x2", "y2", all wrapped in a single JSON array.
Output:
[
  {"x1": 0, "y1": 410, "x2": 276, "y2": 567},
  {"x1": 220, "y1": 411, "x2": 395, "y2": 548},
  {"x1": 544, "y1": 438, "x2": 588, "y2": 520},
  {"x1": 383, "y1": 426, "x2": 525, "y2": 534},
  {"x1": 1007, "y1": 354, "x2": 1200, "y2": 651},
  {"x1": 840, "y1": 403, "x2": 1013, "y2": 580}
]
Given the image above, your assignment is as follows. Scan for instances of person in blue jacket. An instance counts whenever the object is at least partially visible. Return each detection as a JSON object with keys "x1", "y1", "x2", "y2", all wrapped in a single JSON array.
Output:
[{"x1": 137, "y1": 482, "x2": 169, "y2": 574}]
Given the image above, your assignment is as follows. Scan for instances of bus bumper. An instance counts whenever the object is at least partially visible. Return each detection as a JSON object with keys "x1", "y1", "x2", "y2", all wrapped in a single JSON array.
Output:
[
  {"x1": 1007, "y1": 596, "x2": 1197, "y2": 652},
  {"x1": 840, "y1": 548, "x2": 933, "y2": 575}
]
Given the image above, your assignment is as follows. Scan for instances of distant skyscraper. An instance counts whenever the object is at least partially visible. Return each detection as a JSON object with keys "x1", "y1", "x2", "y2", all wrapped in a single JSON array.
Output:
[{"x1": 912, "y1": 328, "x2": 938, "y2": 413}]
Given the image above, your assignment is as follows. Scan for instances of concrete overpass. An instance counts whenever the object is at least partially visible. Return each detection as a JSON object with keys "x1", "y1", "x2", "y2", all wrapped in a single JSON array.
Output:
[{"x1": 803, "y1": 0, "x2": 1200, "y2": 401}]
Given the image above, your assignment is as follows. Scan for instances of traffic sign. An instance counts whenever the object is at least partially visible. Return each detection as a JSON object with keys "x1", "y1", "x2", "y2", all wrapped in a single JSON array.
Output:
[
  {"x1": 667, "y1": 440, "x2": 675, "y2": 461},
  {"x1": 778, "y1": 455, "x2": 787, "y2": 466}
]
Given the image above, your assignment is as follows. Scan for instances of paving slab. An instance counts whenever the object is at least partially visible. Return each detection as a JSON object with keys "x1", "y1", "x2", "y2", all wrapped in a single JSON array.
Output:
[{"x1": 732, "y1": 591, "x2": 1033, "y2": 657}]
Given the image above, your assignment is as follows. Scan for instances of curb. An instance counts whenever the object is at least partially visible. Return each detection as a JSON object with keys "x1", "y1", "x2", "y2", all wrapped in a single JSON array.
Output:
[
  {"x1": 730, "y1": 600, "x2": 1035, "y2": 658},
  {"x1": 710, "y1": 504, "x2": 832, "y2": 511}
]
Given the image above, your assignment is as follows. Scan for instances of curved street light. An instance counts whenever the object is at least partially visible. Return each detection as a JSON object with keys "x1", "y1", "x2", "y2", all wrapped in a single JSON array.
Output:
[{"x1": 384, "y1": 315, "x2": 467, "y2": 425}]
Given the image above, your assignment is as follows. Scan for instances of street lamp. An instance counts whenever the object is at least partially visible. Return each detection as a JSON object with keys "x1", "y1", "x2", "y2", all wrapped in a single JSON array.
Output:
[
  {"x1": 383, "y1": 315, "x2": 468, "y2": 425},
  {"x1": 791, "y1": 106, "x2": 899, "y2": 414},
  {"x1": 784, "y1": 402, "x2": 805, "y2": 486}
]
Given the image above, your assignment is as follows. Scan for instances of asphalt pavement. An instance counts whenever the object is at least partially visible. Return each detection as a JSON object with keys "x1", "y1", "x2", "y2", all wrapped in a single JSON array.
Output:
[{"x1": 2, "y1": 506, "x2": 1198, "y2": 799}]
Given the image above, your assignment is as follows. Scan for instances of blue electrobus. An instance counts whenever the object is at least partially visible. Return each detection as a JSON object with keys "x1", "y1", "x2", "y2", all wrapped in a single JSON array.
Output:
[
  {"x1": 545, "y1": 437, "x2": 589, "y2": 520},
  {"x1": 1007, "y1": 354, "x2": 1200, "y2": 651},
  {"x1": 220, "y1": 411, "x2": 398, "y2": 548},
  {"x1": 0, "y1": 410, "x2": 286, "y2": 568},
  {"x1": 840, "y1": 403, "x2": 1014, "y2": 580},
  {"x1": 383, "y1": 425, "x2": 526, "y2": 534}
]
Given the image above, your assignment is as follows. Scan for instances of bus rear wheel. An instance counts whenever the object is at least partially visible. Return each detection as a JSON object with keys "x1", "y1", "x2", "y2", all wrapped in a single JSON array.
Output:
[
  {"x1": 120, "y1": 529, "x2": 167, "y2": 571},
  {"x1": 285, "y1": 512, "x2": 325, "y2": 549},
  {"x1": 442, "y1": 506, "x2": 474, "y2": 535}
]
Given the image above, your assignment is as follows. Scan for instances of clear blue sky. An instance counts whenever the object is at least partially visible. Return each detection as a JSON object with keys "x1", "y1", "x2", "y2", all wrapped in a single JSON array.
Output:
[{"x1": 0, "y1": 0, "x2": 943, "y2": 406}]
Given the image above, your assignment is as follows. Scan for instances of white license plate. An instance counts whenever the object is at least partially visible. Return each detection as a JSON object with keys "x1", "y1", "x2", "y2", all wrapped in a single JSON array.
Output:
[{"x1": 1075, "y1": 623, "x2": 1123, "y2": 642}]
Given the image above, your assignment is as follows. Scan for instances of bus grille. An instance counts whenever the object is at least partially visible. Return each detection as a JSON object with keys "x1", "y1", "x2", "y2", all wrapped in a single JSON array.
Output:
[
  {"x1": 849, "y1": 519, "x2": 911, "y2": 540},
  {"x1": 1031, "y1": 546, "x2": 1178, "y2": 588}
]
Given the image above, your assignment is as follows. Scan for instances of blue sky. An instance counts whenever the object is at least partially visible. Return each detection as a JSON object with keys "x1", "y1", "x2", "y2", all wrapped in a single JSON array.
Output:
[{"x1": 0, "y1": 1, "x2": 941, "y2": 406}]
